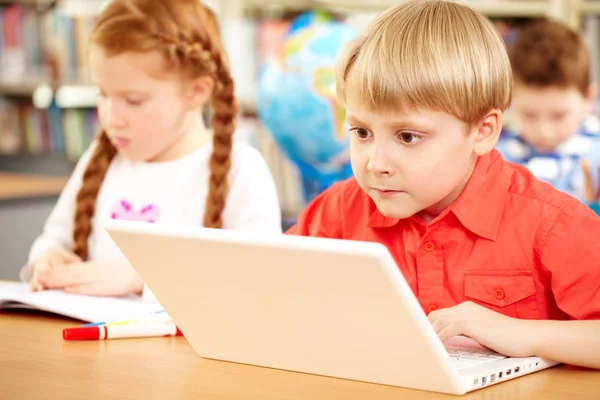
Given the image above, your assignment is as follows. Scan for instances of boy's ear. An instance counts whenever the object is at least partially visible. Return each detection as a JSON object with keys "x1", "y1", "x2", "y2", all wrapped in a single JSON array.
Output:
[
  {"x1": 585, "y1": 83, "x2": 597, "y2": 107},
  {"x1": 473, "y1": 109, "x2": 503, "y2": 156},
  {"x1": 184, "y1": 76, "x2": 214, "y2": 109}
]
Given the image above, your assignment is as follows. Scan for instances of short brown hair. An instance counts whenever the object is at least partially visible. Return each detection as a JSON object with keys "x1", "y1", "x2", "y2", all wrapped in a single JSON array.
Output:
[{"x1": 509, "y1": 18, "x2": 590, "y2": 95}]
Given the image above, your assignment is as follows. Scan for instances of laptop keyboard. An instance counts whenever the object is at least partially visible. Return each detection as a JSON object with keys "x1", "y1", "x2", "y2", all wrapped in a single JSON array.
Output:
[{"x1": 446, "y1": 346, "x2": 507, "y2": 370}]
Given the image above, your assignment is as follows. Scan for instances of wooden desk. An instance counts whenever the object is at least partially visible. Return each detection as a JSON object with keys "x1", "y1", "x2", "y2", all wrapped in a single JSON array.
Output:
[
  {"x1": 1, "y1": 311, "x2": 599, "y2": 400},
  {"x1": 0, "y1": 172, "x2": 67, "y2": 201}
]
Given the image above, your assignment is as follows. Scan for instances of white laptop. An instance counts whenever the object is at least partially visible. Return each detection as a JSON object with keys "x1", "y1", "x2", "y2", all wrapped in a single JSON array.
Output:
[{"x1": 105, "y1": 220, "x2": 559, "y2": 395}]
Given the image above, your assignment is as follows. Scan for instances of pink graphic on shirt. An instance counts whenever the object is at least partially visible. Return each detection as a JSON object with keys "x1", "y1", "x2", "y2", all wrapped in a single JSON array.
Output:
[{"x1": 110, "y1": 199, "x2": 160, "y2": 223}]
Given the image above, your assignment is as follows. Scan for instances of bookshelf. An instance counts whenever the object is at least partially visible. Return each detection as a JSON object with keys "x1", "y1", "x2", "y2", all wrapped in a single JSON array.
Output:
[
  {"x1": 0, "y1": 0, "x2": 54, "y2": 7},
  {"x1": 0, "y1": 0, "x2": 583, "y2": 115},
  {"x1": 54, "y1": 84, "x2": 97, "y2": 108},
  {"x1": 0, "y1": 0, "x2": 101, "y2": 167},
  {"x1": 0, "y1": 79, "x2": 46, "y2": 97},
  {"x1": 0, "y1": 0, "x2": 590, "y2": 104},
  {"x1": 0, "y1": 171, "x2": 66, "y2": 200},
  {"x1": 240, "y1": 0, "x2": 600, "y2": 32},
  {"x1": 242, "y1": 0, "x2": 562, "y2": 19}
]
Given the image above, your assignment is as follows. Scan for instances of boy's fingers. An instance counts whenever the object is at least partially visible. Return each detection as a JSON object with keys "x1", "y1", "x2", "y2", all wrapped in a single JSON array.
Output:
[
  {"x1": 438, "y1": 324, "x2": 461, "y2": 343},
  {"x1": 427, "y1": 308, "x2": 445, "y2": 323},
  {"x1": 427, "y1": 310, "x2": 440, "y2": 322}
]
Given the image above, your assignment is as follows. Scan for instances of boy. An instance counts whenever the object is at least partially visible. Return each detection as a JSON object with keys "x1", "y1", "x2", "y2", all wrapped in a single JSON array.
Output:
[
  {"x1": 287, "y1": 0, "x2": 600, "y2": 369},
  {"x1": 496, "y1": 19, "x2": 600, "y2": 202}
]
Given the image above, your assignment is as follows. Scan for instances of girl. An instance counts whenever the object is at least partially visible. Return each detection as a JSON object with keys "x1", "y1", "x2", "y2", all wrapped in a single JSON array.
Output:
[{"x1": 21, "y1": 0, "x2": 282, "y2": 298}]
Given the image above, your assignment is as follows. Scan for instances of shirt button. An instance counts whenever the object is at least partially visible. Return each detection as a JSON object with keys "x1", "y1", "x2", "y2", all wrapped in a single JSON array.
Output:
[
  {"x1": 428, "y1": 304, "x2": 439, "y2": 312},
  {"x1": 494, "y1": 287, "x2": 506, "y2": 300},
  {"x1": 423, "y1": 242, "x2": 435, "y2": 252}
]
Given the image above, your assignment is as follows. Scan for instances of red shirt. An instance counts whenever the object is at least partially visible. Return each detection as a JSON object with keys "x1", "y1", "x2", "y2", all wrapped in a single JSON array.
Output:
[{"x1": 286, "y1": 150, "x2": 600, "y2": 321}]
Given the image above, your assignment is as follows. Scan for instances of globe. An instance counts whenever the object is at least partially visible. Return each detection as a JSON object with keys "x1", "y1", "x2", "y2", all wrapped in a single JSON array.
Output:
[
  {"x1": 287, "y1": 9, "x2": 333, "y2": 37},
  {"x1": 257, "y1": 17, "x2": 358, "y2": 203}
]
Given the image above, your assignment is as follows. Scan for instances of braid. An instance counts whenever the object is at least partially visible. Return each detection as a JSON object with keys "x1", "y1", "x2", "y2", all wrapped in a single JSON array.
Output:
[
  {"x1": 72, "y1": 131, "x2": 117, "y2": 259},
  {"x1": 155, "y1": 25, "x2": 238, "y2": 229},
  {"x1": 203, "y1": 53, "x2": 237, "y2": 228}
]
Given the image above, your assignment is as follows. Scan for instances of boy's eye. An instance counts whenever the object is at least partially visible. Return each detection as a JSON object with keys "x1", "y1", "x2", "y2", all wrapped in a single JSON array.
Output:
[
  {"x1": 126, "y1": 98, "x2": 145, "y2": 106},
  {"x1": 351, "y1": 128, "x2": 372, "y2": 139},
  {"x1": 398, "y1": 132, "x2": 423, "y2": 144}
]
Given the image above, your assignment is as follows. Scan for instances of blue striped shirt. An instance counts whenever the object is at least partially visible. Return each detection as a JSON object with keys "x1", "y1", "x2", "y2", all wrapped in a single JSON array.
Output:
[{"x1": 496, "y1": 116, "x2": 600, "y2": 202}]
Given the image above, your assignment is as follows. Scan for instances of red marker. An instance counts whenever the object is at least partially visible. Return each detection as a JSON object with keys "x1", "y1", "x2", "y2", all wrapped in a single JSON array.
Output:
[{"x1": 63, "y1": 322, "x2": 183, "y2": 341}]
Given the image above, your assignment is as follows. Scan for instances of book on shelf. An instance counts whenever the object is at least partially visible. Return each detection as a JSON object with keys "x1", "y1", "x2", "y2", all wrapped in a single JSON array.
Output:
[
  {"x1": 0, "y1": 4, "x2": 43, "y2": 80},
  {"x1": 0, "y1": 2, "x2": 97, "y2": 84},
  {"x1": 0, "y1": 98, "x2": 99, "y2": 160},
  {"x1": 0, "y1": 1, "x2": 99, "y2": 161}
]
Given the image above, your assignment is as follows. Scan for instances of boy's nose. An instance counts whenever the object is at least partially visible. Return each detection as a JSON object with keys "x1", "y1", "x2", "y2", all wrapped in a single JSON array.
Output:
[
  {"x1": 537, "y1": 123, "x2": 555, "y2": 140},
  {"x1": 367, "y1": 145, "x2": 394, "y2": 175}
]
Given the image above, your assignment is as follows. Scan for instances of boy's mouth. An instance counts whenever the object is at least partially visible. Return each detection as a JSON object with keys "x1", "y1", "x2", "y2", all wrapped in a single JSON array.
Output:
[{"x1": 374, "y1": 188, "x2": 404, "y2": 197}]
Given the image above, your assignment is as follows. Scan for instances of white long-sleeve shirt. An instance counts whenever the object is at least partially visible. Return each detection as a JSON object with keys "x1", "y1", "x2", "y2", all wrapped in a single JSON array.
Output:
[{"x1": 22, "y1": 139, "x2": 282, "y2": 300}]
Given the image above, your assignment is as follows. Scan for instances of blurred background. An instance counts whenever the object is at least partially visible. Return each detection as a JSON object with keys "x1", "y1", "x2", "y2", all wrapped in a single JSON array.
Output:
[{"x1": 0, "y1": 0, "x2": 598, "y2": 279}]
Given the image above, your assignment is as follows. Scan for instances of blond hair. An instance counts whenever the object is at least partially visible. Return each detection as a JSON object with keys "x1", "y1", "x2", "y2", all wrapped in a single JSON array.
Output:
[{"x1": 336, "y1": 0, "x2": 512, "y2": 125}]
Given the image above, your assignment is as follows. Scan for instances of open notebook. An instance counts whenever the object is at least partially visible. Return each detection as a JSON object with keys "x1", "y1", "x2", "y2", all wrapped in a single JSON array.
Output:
[{"x1": 0, "y1": 281, "x2": 163, "y2": 322}]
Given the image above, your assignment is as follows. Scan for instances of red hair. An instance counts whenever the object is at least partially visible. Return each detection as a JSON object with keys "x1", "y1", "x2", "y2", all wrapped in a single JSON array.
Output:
[{"x1": 73, "y1": 0, "x2": 237, "y2": 260}]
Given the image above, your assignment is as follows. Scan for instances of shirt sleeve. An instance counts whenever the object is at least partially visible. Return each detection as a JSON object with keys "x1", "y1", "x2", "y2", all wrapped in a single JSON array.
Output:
[
  {"x1": 285, "y1": 182, "x2": 343, "y2": 238},
  {"x1": 222, "y1": 145, "x2": 283, "y2": 234},
  {"x1": 21, "y1": 142, "x2": 98, "y2": 280},
  {"x1": 539, "y1": 202, "x2": 600, "y2": 320}
]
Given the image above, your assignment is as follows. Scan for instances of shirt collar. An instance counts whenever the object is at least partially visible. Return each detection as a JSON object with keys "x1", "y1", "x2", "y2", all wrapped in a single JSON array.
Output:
[
  {"x1": 449, "y1": 150, "x2": 509, "y2": 240},
  {"x1": 367, "y1": 150, "x2": 509, "y2": 241}
]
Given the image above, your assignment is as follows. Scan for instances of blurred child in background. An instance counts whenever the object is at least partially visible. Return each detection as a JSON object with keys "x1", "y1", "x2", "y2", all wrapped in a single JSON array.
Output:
[{"x1": 496, "y1": 19, "x2": 600, "y2": 202}]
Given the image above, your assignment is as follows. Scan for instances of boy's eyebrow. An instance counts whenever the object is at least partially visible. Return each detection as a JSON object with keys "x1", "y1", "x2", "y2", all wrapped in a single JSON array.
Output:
[
  {"x1": 384, "y1": 118, "x2": 430, "y2": 129},
  {"x1": 346, "y1": 115, "x2": 368, "y2": 126},
  {"x1": 347, "y1": 113, "x2": 435, "y2": 131}
]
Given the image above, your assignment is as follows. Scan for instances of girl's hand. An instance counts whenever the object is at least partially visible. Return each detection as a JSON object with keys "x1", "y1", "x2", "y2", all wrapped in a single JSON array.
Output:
[
  {"x1": 29, "y1": 248, "x2": 82, "y2": 291},
  {"x1": 37, "y1": 261, "x2": 144, "y2": 297}
]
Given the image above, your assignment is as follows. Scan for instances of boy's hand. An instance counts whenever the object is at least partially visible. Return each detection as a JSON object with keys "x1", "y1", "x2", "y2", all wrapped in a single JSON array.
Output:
[
  {"x1": 29, "y1": 248, "x2": 82, "y2": 291},
  {"x1": 36, "y1": 261, "x2": 144, "y2": 297},
  {"x1": 428, "y1": 301, "x2": 536, "y2": 358}
]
